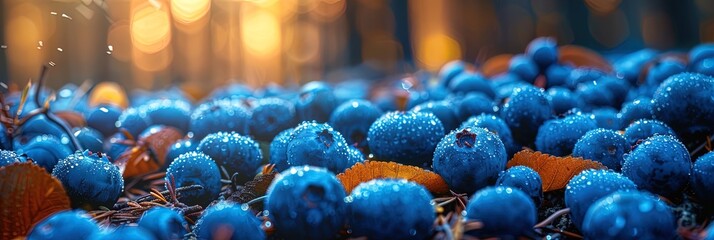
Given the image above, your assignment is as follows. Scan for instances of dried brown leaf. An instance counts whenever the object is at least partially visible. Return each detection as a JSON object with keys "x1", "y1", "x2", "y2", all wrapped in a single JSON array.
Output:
[
  {"x1": 336, "y1": 161, "x2": 450, "y2": 195},
  {"x1": 506, "y1": 149, "x2": 606, "y2": 192}
]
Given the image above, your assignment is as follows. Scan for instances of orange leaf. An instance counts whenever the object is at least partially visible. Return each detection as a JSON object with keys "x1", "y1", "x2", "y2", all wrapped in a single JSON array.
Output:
[
  {"x1": 336, "y1": 161, "x2": 450, "y2": 195},
  {"x1": 0, "y1": 162, "x2": 71, "y2": 238},
  {"x1": 558, "y1": 45, "x2": 612, "y2": 72},
  {"x1": 481, "y1": 54, "x2": 513, "y2": 77},
  {"x1": 506, "y1": 149, "x2": 606, "y2": 192}
]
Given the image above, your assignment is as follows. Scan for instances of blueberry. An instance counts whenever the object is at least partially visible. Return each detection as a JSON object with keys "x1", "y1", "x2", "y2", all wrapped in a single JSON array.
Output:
[
  {"x1": 622, "y1": 135, "x2": 691, "y2": 198},
  {"x1": 460, "y1": 114, "x2": 519, "y2": 156},
  {"x1": 88, "y1": 226, "x2": 156, "y2": 240},
  {"x1": 411, "y1": 101, "x2": 460, "y2": 133},
  {"x1": 575, "y1": 80, "x2": 615, "y2": 111},
  {"x1": 86, "y1": 104, "x2": 123, "y2": 138},
  {"x1": 691, "y1": 58, "x2": 714, "y2": 77},
  {"x1": 689, "y1": 43, "x2": 714, "y2": 66},
  {"x1": 454, "y1": 93, "x2": 497, "y2": 122},
  {"x1": 208, "y1": 83, "x2": 253, "y2": 100},
  {"x1": 652, "y1": 73, "x2": 714, "y2": 135},
  {"x1": 526, "y1": 37, "x2": 558, "y2": 69},
  {"x1": 544, "y1": 64, "x2": 572, "y2": 88},
  {"x1": 346, "y1": 179, "x2": 435, "y2": 240},
  {"x1": 613, "y1": 49, "x2": 658, "y2": 85},
  {"x1": 546, "y1": 87, "x2": 579, "y2": 116},
  {"x1": 367, "y1": 111, "x2": 444, "y2": 166},
  {"x1": 645, "y1": 59, "x2": 686, "y2": 86},
  {"x1": 691, "y1": 152, "x2": 714, "y2": 205},
  {"x1": 16, "y1": 135, "x2": 72, "y2": 172},
  {"x1": 564, "y1": 169, "x2": 637, "y2": 230},
  {"x1": 52, "y1": 150, "x2": 123, "y2": 208},
  {"x1": 581, "y1": 191, "x2": 676, "y2": 239},
  {"x1": 13, "y1": 115, "x2": 70, "y2": 149},
  {"x1": 28, "y1": 210, "x2": 100, "y2": 240},
  {"x1": 623, "y1": 119, "x2": 676, "y2": 147},
  {"x1": 190, "y1": 99, "x2": 251, "y2": 141},
  {"x1": 433, "y1": 127, "x2": 507, "y2": 194},
  {"x1": 591, "y1": 107, "x2": 620, "y2": 130},
  {"x1": 198, "y1": 132, "x2": 262, "y2": 182},
  {"x1": 193, "y1": 201, "x2": 265, "y2": 240},
  {"x1": 567, "y1": 68, "x2": 607, "y2": 90},
  {"x1": 600, "y1": 76, "x2": 631, "y2": 108},
  {"x1": 165, "y1": 151, "x2": 221, "y2": 206},
  {"x1": 438, "y1": 60, "x2": 467, "y2": 87},
  {"x1": 137, "y1": 207, "x2": 188, "y2": 240},
  {"x1": 617, "y1": 97, "x2": 654, "y2": 129},
  {"x1": 73, "y1": 127, "x2": 104, "y2": 153},
  {"x1": 250, "y1": 98, "x2": 297, "y2": 142},
  {"x1": 282, "y1": 122, "x2": 350, "y2": 173},
  {"x1": 508, "y1": 54, "x2": 539, "y2": 83},
  {"x1": 493, "y1": 76, "x2": 531, "y2": 104},
  {"x1": 269, "y1": 128, "x2": 293, "y2": 172},
  {"x1": 329, "y1": 100, "x2": 383, "y2": 150},
  {"x1": 448, "y1": 72, "x2": 495, "y2": 98},
  {"x1": 295, "y1": 81, "x2": 337, "y2": 123},
  {"x1": 115, "y1": 107, "x2": 152, "y2": 138},
  {"x1": 500, "y1": 86, "x2": 552, "y2": 146},
  {"x1": 535, "y1": 114, "x2": 597, "y2": 156},
  {"x1": 266, "y1": 166, "x2": 346, "y2": 240},
  {"x1": 464, "y1": 187, "x2": 536, "y2": 238},
  {"x1": 0, "y1": 150, "x2": 25, "y2": 168},
  {"x1": 104, "y1": 133, "x2": 131, "y2": 163},
  {"x1": 164, "y1": 138, "x2": 198, "y2": 169},
  {"x1": 572, "y1": 129, "x2": 629, "y2": 171},
  {"x1": 333, "y1": 80, "x2": 370, "y2": 104},
  {"x1": 495, "y1": 166, "x2": 543, "y2": 207},
  {"x1": 139, "y1": 99, "x2": 192, "y2": 134}
]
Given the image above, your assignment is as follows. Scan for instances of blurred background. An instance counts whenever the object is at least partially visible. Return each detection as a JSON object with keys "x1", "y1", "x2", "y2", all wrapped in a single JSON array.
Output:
[{"x1": 1, "y1": 0, "x2": 712, "y2": 98}]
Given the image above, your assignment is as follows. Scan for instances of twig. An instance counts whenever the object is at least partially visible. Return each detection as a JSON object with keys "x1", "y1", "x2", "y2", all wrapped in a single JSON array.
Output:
[{"x1": 533, "y1": 208, "x2": 570, "y2": 228}]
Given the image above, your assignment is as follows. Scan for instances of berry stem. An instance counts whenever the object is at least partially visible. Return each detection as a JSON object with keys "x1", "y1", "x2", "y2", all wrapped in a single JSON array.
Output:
[
  {"x1": 533, "y1": 207, "x2": 570, "y2": 228},
  {"x1": 32, "y1": 64, "x2": 84, "y2": 151}
]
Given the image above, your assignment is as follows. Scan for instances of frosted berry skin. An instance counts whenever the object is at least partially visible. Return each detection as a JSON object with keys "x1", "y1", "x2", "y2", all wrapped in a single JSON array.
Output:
[
  {"x1": 464, "y1": 187, "x2": 536, "y2": 238},
  {"x1": 250, "y1": 97, "x2": 297, "y2": 142},
  {"x1": 500, "y1": 86, "x2": 552, "y2": 146},
  {"x1": 193, "y1": 202, "x2": 266, "y2": 240},
  {"x1": 581, "y1": 191, "x2": 676, "y2": 240},
  {"x1": 17, "y1": 135, "x2": 72, "y2": 172},
  {"x1": 28, "y1": 210, "x2": 100, "y2": 240},
  {"x1": 328, "y1": 100, "x2": 383, "y2": 150},
  {"x1": 266, "y1": 166, "x2": 346, "y2": 240},
  {"x1": 137, "y1": 207, "x2": 187, "y2": 240},
  {"x1": 454, "y1": 93, "x2": 497, "y2": 122},
  {"x1": 295, "y1": 81, "x2": 337, "y2": 123},
  {"x1": 197, "y1": 132, "x2": 262, "y2": 181},
  {"x1": 345, "y1": 146, "x2": 365, "y2": 170},
  {"x1": 285, "y1": 122, "x2": 350, "y2": 173},
  {"x1": 139, "y1": 99, "x2": 192, "y2": 134},
  {"x1": 52, "y1": 150, "x2": 124, "y2": 208},
  {"x1": 367, "y1": 111, "x2": 445, "y2": 167},
  {"x1": 115, "y1": 107, "x2": 151, "y2": 138},
  {"x1": 433, "y1": 127, "x2": 507, "y2": 194},
  {"x1": 572, "y1": 129, "x2": 629, "y2": 171},
  {"x1": 535, "y1": 114, "x2": 598, "y2": 157},
  {"x1": 526, "y1": 37, "x2": 558, "y2": 69},
  {"x1": 692, "y1": 152, "x2": 714, "y2": 205},
  {"x1": 508, "y1": 54, "x2": 539, "y2": 83},
  {"x1": 86, "y1": 104, "x2": 123, "y2": 138},
  {"x1": 622, "y1": 135, "x2": 691, "y2": 198},
  {"x1": 189, "y1": 99, "x2": 251, "y2": 141},
  {"x1": 0, "y1": 150, "x2": 25, "y2": 167},
  {"x1": 564, "y1": 169, "x2": 638, "y2": 230},
  {"x1": 346, "y1": 179, "x2": 435, "y2": 240},
  {"x1": 411, "y1": 101, "x2": 460, "y2": 133},
  {"x1": 448, "y1": 72, "x2": 496, "y2": 99},
  {"x1": 165, "y1": 151, "x2": 221, "y2": 206},
  {"x1": 495, "y1": 166, "x2": 543, "y2": 207},
  {"x1": 269, "y1": 128, "x2": 293, "y2": 172},
  {"x1": 623, "y1": 119, "x2": 676, "y2": 147},
  {"x1": 652, "y1": 73, "x2": 714, "y2": 135}
]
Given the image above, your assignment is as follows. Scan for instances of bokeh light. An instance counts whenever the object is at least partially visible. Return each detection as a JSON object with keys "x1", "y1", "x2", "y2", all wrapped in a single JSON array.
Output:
[
  {"x1": 131, "y1": 2, "x2": 172, "y2": 54},
  {"x1": 171, "y1": 0, "x2": 211, "y2": 24},
  {"x1": 241, "y1": 9, "x2": 281, "y2": 56}
]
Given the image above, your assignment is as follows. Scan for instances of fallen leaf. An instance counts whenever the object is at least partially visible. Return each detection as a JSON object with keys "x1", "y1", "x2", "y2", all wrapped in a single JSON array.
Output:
[
  {"x1": 481, "y1": 54, "x2": 513, "y2": 77},
  {"x1": 506, "y1": 149, "x2": 606, "y2": 192},
  {"x1": 337, "y1": 161, "x2": 450, "y2": 195},
  {"x1": 0, "y1": 162, "x2": 71, "y2": 239}
]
